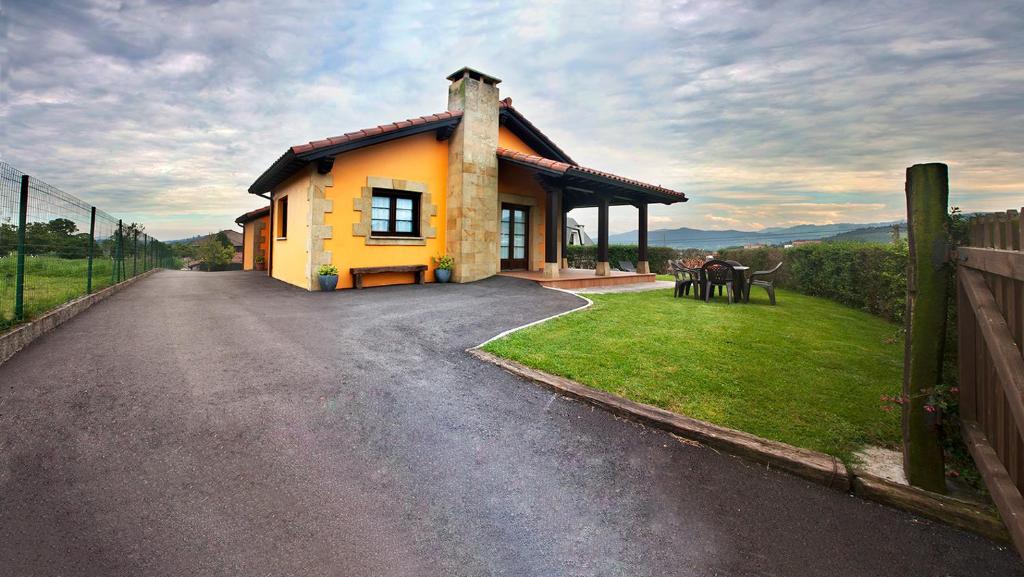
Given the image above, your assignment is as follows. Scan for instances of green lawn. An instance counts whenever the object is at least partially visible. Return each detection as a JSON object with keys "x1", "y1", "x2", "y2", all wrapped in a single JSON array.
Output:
[
  {"x1": 1, "y1": 255, "x2": 119, "y2": 329},
  {"x1": 482, "y1": 287, "x2": 903, "y2": 462}
]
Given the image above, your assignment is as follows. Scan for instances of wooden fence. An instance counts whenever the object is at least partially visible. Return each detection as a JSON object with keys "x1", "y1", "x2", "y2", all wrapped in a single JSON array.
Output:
[{"x1": 957, "y1": 208, "x2": 1024, "y2": 551}]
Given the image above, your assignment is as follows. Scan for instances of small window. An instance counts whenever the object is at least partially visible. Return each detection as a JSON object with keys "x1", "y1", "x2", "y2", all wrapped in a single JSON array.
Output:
[
  {"x1": 277, "y1": 196, "x2": 288, "y2": 238},
  {"x1": 370, "y1": 189, "x2": 419, "y2": 237}
]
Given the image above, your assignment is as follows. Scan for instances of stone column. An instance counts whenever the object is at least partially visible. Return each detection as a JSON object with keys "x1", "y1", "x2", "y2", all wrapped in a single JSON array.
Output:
[
  {"x1": 445, "y1": 68, "x2": 501, "y2": 283},
  {"x1": 637, "y1": 202, "x2": 650, "y2": 274},
  {"x1": 596, "y1": 197, "x2": 611, "y2": 276},
  {"x1": 544, "y1": 188, "x2": 560, "y2": 278}
]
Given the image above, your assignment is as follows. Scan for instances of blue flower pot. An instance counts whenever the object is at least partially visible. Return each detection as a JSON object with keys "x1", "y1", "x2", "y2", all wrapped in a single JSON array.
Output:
[
  {"x1": 318, "y1": 274, "x2": 339, "y2": 292},
  {"x1": 435, "y1": 268, "x2": 452, "y2": 283}
]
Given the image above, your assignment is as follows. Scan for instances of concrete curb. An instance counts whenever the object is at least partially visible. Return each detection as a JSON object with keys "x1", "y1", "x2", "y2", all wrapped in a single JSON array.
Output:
[
  {"x1": 475, "y1": 285, "x2": 592, "y2": 348},
  {"x1": 468, "y1": 347, "x2": 1011, "y2": 544},
  {"x1": 0, "y1": 269, "x2": 160, "y2": 367}
]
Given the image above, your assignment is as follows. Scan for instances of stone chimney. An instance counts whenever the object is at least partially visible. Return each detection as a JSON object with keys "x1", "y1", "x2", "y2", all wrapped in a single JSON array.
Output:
[{"x1": 445, "y1": 67, "x2": 501, "y2": 283}]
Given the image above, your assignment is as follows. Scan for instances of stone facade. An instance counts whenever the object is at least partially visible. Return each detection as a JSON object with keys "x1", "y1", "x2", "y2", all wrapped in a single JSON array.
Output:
[
  {"x1": 353, "y1": 176, "x2": 437, "y2": 246},
  {"x1": 307, "y1": 171, "x2": 334, "y2": 290},
  {"x1": 446, "y1": 70, "x2": 501, "y2": 283}
]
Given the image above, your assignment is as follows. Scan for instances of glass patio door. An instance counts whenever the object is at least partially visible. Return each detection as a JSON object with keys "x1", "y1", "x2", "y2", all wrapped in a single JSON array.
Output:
[{"x1": 500, "y1": 204, "x2": 529, "y2": 270}]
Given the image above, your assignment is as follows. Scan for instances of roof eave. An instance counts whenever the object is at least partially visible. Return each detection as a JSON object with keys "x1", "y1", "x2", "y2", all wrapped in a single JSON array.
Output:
[
  {"x1": 497, "y1": 155, "x2": 566, "y2": 177},
  {"x1": 248, "y1": 150, "x2": 303, "y2": 195},
  {"x1": 234, "y1": 206, "x2": 270, "y2": 225},
  {"x1": 565, "y1": 168, "x2": 687, "y2": 204},
  {"x1": 248, "y1": 116, "x2": 462, "y2": 195}
]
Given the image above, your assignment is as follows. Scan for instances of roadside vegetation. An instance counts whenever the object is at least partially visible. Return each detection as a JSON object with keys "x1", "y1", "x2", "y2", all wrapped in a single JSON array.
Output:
[
  {"x1": 0, "y1": 255, "x2": 116, "y2": 327},
  {"x1": 0, "y1": 218, "x2": 178, "y2": 330},
  {"x1": 482, "y1": 287, "x2": 903, "y2": 462}
]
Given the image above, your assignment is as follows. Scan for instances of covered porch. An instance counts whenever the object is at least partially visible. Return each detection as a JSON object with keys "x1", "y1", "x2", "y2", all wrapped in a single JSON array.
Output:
[
  {"x1": 496, "y1": 148, "x2": 687, "y2": 284},
  {"x1": 499, "y1": 268, "x2": 655, "y2": 289}
]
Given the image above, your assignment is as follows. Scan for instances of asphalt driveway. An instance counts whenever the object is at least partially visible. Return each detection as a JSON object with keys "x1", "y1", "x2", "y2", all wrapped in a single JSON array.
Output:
[{"x1": 0, "y1": 270, "x2": 1019, "y2": 576}]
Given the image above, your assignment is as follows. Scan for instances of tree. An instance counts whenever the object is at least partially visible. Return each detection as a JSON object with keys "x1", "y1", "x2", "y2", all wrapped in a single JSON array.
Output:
[{"x1": 195, "y1": 233, "x2": 235, "y2": 271}]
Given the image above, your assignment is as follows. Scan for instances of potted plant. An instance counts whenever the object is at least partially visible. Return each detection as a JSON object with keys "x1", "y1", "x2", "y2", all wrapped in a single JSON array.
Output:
[
  {"x1": 433, "y1": 254, "x2": 454, "y2": 283},
  {"x1": 254, "y1": 255, "x2": 266, "y2": 271},
  {"x1": 317, "y1": 263, "x2": 339, "y2": 291}
]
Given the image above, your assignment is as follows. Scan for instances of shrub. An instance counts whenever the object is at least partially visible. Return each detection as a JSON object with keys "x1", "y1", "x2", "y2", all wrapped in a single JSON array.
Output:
[
  {"x1": 718, "y1": 242, "x2": 908, "y2": 323},
  {"x1": 565, "y1": 245, "x2": 688, "y2": 274},
  {"x1": 317, "y1": 264, "x2": 339, "y2": 276},
  {"x1": 196, "y1": 234, "x2": 236, "y2": 271},
  {"x1": 433, "y1": 254, "x2": 454, "y2": 270}
]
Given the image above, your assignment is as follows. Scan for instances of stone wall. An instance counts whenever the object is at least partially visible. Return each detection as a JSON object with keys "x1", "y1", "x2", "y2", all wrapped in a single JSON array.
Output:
[{"x1": 446, "y1": 72, "x2": 500, "y2": 283}]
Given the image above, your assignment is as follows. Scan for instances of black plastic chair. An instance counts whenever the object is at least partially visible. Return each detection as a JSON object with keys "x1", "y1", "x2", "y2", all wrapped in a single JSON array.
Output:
[
  {"x1": 618, "y1": 260, "x2": 636, "y2": 272},
  {"x1": 669, "y1": 260, "x2": 700, "y2": 298},
  {"x1": 746, "y1": 262, "x2": 783, "y2": 305},
  {"x1": 701, "y1": 259, "x2": 736, "y2": 303}
]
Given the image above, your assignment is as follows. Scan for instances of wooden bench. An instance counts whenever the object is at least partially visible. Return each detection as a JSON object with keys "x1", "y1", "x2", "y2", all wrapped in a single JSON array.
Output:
[{"x1": 350, "y1": 265, "x2": 428, "y2": 289}]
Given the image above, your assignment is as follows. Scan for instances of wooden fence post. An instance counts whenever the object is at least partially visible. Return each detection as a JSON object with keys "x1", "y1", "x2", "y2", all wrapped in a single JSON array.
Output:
[{"x1": 903, "y1": 163, "x2": 950, "y2": 493}]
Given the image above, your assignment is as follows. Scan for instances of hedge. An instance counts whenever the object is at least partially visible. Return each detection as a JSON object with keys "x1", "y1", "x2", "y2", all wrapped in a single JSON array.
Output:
[
  {"x1": 718, "y1": 242, "x2": 908, "y2": 324},
  {"x1": 565, "y1": 245, "x2": 681, "y2": 274},
  {"x1": 566, "y1": 241, "x2": 910, "y2": 323}
]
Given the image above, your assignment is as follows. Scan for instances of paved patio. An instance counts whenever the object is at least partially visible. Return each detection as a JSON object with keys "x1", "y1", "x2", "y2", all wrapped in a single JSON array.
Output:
[
  {"x1": 499, "y1": 267, "x2": 656, "y2": 289},
  {"x1": 0, "y1": 270, "x2": 1019, "y2": 576}
]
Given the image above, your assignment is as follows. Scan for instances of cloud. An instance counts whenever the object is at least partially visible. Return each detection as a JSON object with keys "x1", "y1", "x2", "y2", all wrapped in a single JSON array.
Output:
[{"x1": 1, "y1": 0, "x2": 1022, "y2": 240}]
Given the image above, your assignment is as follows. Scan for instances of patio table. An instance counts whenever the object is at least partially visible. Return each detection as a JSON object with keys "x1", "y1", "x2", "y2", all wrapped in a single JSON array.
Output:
[
  {"x1": 698, "y1": 263, "x2": 749, "y2": 302},
  {"x1": 731, "y1": 266, "x2": 749, "y2": 302}
]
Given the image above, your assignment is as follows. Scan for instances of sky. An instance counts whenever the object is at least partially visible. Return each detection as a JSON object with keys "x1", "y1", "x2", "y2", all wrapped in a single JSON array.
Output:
[{"x1": 2, "y1": 0, "x2": 1022, "y2": 240}]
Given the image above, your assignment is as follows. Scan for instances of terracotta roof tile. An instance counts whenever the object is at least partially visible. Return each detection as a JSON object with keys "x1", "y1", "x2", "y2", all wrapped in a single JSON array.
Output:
[
  {"x1": 289, "y1": 110, "x2": 463, "y2": 155},
  {"x1": 496, "y1": 147, "x2": 571, "y2": 174},
  {"x1": 234, "y1": 205, "x2": 270, "y2": 224},
  {"x1": 496, "y1": 147, "x2": 685, "y2": 200}
]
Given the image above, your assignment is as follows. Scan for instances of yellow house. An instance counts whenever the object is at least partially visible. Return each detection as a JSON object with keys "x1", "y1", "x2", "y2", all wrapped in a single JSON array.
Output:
[
  {"x1": 234, "y1": 206, "x2": 270, "y2": 271},
  {"x1": 248, "y1": 68, "x2": 687, "y2": 291}
]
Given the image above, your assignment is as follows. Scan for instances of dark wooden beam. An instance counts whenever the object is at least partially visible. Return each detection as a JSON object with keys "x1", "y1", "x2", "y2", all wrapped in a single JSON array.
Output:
[
  {"x1": 435, "y1": 125, "x2": 455, "y2": 141},
  {"x1": 598, "y1": 196, "x2": 609, "y2": 264},
  {"x1": 316, "y1": 157, "x2": 335, "y2": 175},
  {"x1": 638, "y1": 202, "x2": 648, "y2": 264},
  {"x1": 546, "y1": 188, "x2": 559, "y2": 265},
  {"x1": 561, "y1": 195, "x2": 569, "y2": 264},
  {"x1": 565, "y1": 182, "x2": 638, "y2": 207}
]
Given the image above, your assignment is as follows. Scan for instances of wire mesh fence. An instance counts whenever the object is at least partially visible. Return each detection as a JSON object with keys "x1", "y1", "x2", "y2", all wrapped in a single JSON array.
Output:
[{"x1": 0, "y1": 160, "x2": 177, "y2": 331}]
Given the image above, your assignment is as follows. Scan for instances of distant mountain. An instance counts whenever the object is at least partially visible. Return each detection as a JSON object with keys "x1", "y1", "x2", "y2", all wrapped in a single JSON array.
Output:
[
  {"x1": 609, "y1": 221, "x2": 902, "y2": 250},
  {"x1": 165, "y1": 235, "x2": 203, "y2": 245},
  {"x1": 166, "y1": 230, "x2": 243, "y2": 247},
  {"x1": 821, "y1": 224, "x2": 903, "y2": 244}
]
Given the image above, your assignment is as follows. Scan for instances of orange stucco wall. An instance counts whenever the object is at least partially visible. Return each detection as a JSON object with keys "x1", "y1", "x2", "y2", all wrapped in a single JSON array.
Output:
[
  {"x1": 242, "y1": 215, "x2": 269, "y2": 271},
  {"x1": 322, "y1": 132, "x2": 450, "y2": 289},
  {"x1": 242, "y1": 224, "x2": 254, "y2": 270},
  {"x1": 497, "y1": 126, "x2": 541, "y2": 156},
  {"x1": 265, "y1": 125, "x2": 559, "y2": 291},
  {"x1": 270, "y1": 170, "x2": 311, "y2": 288}
]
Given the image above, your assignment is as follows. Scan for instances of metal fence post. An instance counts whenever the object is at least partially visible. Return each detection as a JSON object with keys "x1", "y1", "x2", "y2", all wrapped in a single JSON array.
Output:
[
  {"x1": 14, "y1": 175, "x2": 29, "y2": 320},
  {"x1": 117, "y1": 219, "x2": 124, "y2": 283},
  {"x1": 133, "y1": 229, "x2": 138, "y2": 277},
  {"x1": 87, "y1": 206, "x2": 96, "y2": 294}
]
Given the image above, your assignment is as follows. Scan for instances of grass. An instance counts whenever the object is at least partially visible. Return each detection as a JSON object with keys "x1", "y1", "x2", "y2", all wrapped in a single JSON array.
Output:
[
  {"x1": 482, "y1": 287, "x2": 904, "y2": 462},
  {"x1": 0, "y1": 255, "x2": 120, "y2": 329}
]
